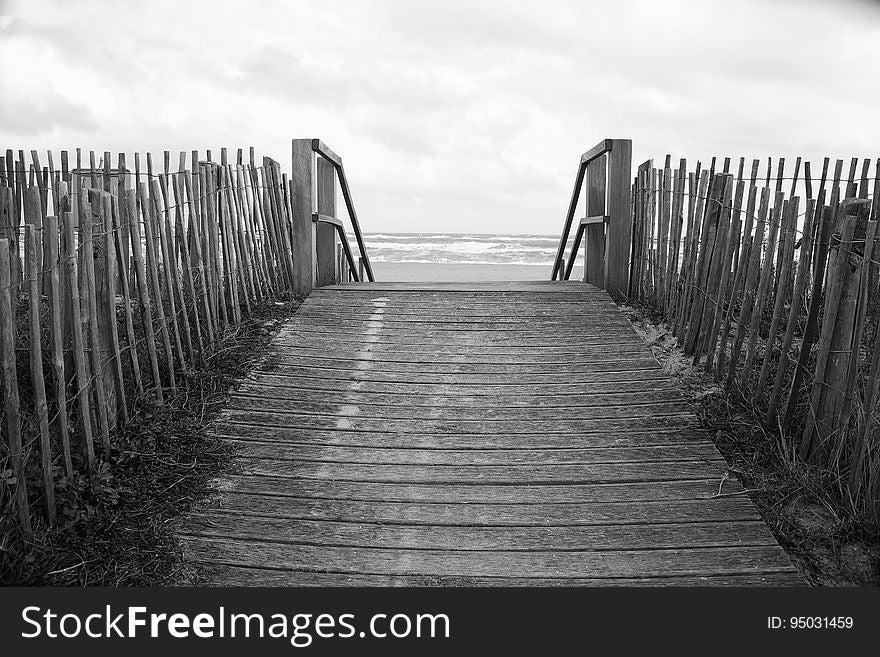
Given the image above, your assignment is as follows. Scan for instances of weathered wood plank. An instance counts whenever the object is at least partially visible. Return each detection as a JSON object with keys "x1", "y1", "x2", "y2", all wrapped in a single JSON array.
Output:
[
  {"x1": 193, "y1": 493, "x2": 759, "y2": 526},
  {"x1": 246, "y1": 373, "x2": 672, "y2": 394},
  {"x1": 213, "y1": 425, "x2": 707, "y2": 449},
  {"x1": 188, "y1": 564, "x2": 803, "y2": 587},
  {"x1": 225, "y1": 441, "x2": 724, "y2": 466},
  {"x1": 236, "y1": 459, "x2": 732, "y2": 484},
  {"x1": 225, "y1": 398, "x2": 691, "y2": 421},
  {"x1": 183, "y1": 516, "x2": 778, "y2": 551},
  {"x1": 275, "y1": 334, "x2": 647, "y2": 348},
  {"x1": 221, "y1": 475, "x2": 740, "y2": 504},
  {"x1": 222, "y1": 412, "x2": 697, "y2": 436},
  {"x1": 239, "y1": 376, "x2": 678, "y2": 396},
  {"x1": 265, "y1": 346, "x2": 652, "y2": 362},
  {"x1": 319, "y1": 282, "x2": 602, "y2": 291},
  {"x1": 181, "y1": 537, "x2": 794, "y2": 579},
  {"x1": 263, "y1": 354, "x2": 659, "y2": 372},
  {"x1": 256, "y1": 362, "x2": 664, "y2": 382},
  {"x1": 182, "y1": 283, "x2": 798, "y2": 585},
  {"x1": 231, "y1": 387, "x2": 679, "y2": 408}
]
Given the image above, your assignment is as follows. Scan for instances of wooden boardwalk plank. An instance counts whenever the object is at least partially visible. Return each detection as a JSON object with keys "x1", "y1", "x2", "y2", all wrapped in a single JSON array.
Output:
[
  {"x1": 195, "y1": 494, "x2": 762, "y2": 525},
  {"x1": 182, "y1": 537, "x2": 796, "y2": 579},
  {"x1": 181, "y1": 281, "x2": 802, "y2": 586},
  {"x1": 222, "y1": 414, "x2": 700, "y2": 435},
  {"x1": 223, "y1": 476, "x2": 743, "y2": 504},
  {"x1": 235, "y1": 460, "x2": 731, "y2": 484},
  {"x1": 189, "y1": 564, "x2": 803, "y2": 587},
  {"x1": 214, "y1": 427, "x2": 712, "y2": 449},
  {"x1": 183, "y1": 516, "x2": 780, "y2": 551},
  {"x1": 225, "y1": 441, "x2": 725, "y2": 465}
]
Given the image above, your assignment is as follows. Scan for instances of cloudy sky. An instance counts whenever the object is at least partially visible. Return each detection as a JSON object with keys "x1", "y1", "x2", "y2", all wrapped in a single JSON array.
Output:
[{"x1": 1, "y1": 0, "x2": 878, "y2": 234}]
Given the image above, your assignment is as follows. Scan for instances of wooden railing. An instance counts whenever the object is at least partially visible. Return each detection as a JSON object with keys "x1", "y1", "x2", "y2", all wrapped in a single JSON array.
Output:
[
  {"x1": 552, "y1": 138, "x2": 632, "y2": 298},
  {"x1": 291, "y1": 139, "x2": 374, "y2": 295}
]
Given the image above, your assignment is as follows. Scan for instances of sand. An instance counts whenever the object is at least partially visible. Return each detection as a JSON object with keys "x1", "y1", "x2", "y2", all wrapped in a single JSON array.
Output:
[{"x1": 368, "y1": 262, "x2": 585, "y2": 282}]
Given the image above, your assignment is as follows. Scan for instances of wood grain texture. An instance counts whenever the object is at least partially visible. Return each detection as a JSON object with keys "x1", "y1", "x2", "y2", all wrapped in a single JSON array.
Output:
[{"x1": 181, "y1": 282, "x2": 801, "y2": 586}]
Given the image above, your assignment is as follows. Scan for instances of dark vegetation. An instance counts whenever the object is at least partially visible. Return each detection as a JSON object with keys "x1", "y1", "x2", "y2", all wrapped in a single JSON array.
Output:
[{"x1": 0, "y1": 298, "x2": 299, "y2": 585}]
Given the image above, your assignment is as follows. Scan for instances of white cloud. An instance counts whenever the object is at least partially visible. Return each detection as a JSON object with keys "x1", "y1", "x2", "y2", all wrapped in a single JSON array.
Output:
[{"x1": 1, "y1": 0, "x2": 878, "y2": 233}]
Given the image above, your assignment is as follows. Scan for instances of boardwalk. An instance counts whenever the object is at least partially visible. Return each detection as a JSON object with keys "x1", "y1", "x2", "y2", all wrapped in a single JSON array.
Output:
[{"x1": 180, "y1": 281, "x2": 801, "y2": 585}]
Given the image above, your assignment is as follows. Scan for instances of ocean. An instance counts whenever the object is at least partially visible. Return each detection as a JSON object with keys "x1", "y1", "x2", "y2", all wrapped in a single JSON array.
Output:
[{"x1": 354, "y1": 232, "x2": 584, "y2": 282}]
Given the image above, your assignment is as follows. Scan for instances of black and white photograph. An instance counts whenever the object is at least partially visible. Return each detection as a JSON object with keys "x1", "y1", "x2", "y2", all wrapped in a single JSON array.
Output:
[{"x1": 0, "y1": 0, "x2": 878, "y2": 650}]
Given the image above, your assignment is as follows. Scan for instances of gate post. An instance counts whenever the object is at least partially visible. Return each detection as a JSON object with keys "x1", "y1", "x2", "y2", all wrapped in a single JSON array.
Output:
[
  {"x1": 315, "y1": 156, "x2": 337, "y2": 287},
  {"x1": 584, "y1": 153, "x2": 607, "y2": 287},
  {"x1": 605, "y1": 139, "x2": 632, "y2": 299},
  {"x1": 291, "y1": 139, "x2": 316, "y2": 295}
]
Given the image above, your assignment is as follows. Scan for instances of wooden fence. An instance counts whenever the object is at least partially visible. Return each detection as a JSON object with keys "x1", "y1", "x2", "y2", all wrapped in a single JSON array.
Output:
[
  {"x1": 625, "y1": 153, "x2": 880, "y2": 520},
  {"x1": 0, "y1": 143, "x2": 368, "y2": 532}
]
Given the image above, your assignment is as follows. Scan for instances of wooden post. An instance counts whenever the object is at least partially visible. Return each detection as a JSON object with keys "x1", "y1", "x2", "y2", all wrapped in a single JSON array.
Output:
[
  {"x1": 127, "y1": 190, "x2": 163, "y2": 401},
  {"x1": 336, "y1": 244, "x2": 344, "y2": 282},
  {"x1": 801, "y1": 199, "x2": 871, "y2": 461},
  {"x1": 23, "y1": 187, "x2": 43, "y2": 295},
  {"x1": 0, "y1": 238, "x2": 32, "y2": 534},
  {"x1": 102, "y1": 194, "x2": 128, "y2": 424},
  {"x1": 112, "y1": 194, "x2": 143, "y2": 398},
  {"x1": 183, "y1": 171, "x2": 216, "y2": 346},
  {"x1": 667, "y1": 161, "x2": 687, "y2": 319},
  {"x1": 656, "y1": 161, "x2": 671, "y2": 303},
  {"x1": 726, "y1": 188, "x2": 770, "y2": 386},
  {"x1": 584, "y1": 154, "x2": 606, "y2": 288},
  {"x1": 291, "y1": 139, "x2": 316, "y2": 295},
  {"x1": 81, "y1": 191, "x2": 112, "y2": 450},
  {"x1": 683, "y1": 174, "x2": 727, "y2": 355},
  {"x1": 117, "y1": 153, "x2": 131, "y2": 287},
  {"x1": 63, "y1": 209, "x2": 96, "y2": 470},
  {"x1": 140, "y1": 183, "x2": 177, "y2": 394},
  {"x1": 316, "y1": 156, "x2": 337, "y2": 286},
  {"x1": 784, "y1": 201, "x2": 834, "y2": 427},
  {"x1": 91, "y1": 191, "x2": 122, "y2": 425},
  {"x1": 203, "y1": 166, "x2": 227, "y2": 331},
  {"x1": 25, "y1": 225, "x2": 56, "y2": 524},
  {"x1": 740, "y1": 190, "x2": 786, "y2": 388},
  {"x1": 0, "y1": 188, "x2": 17, "y2": 291},
  {"x1": 44, "y1": 214, "x2": 74, "y2": 477},
  {"x1": 702, "y1": 176, "x2": 739, "y2": 371},
  {"x1": 756, "y1": 197, "x2": 799, "y2": 393},
  {"x1": 604, "y1": 139, "x2": 632, "y2": 299},
  {"x1": 714, "y1": 180, "x2": 750, "y2": 378},
  {"x1": 171, "y1": 175, "x2": 204, "y2": 357},
  {"x1": 675, "y1": 170, "x2": 709, "y2": 335},
  {"x1": 766, "y1": 198, "x2": 817, "y2": 424}
]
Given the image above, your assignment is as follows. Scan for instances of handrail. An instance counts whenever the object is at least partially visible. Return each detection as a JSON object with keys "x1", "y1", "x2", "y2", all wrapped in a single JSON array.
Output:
[
  {"x1": 551, "y1": 140, "x2": 612, "y2": 281},
  {"x1": 310, "y1": 139, "x2": 375, "y2": 282},
  {"x1": 551, "y1": 138, "x2": 632, "y2": 299},
  {"x1": 313, "y1": 212, "x2": 359, "y2": 281},
  {"x1": 563, "y1": 214, "x2": 609, "y2": 280}
]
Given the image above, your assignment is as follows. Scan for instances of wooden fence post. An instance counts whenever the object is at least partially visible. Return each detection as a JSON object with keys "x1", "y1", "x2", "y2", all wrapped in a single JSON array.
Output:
[
  {"x1": 584, "y1": 154, "x2": 606, "y2": 287},
  {"x1": 604, "y1": 139, "x2": 632, "y2": 299},
  {"x1": 315, "y1": 156, "x2": 337, "y2": 287},
  {"x1": 25, "y1": 225, "x2": 56, "y2": 524},
  {"x1": 80, "y1": 191, "x2": 111, "y2": 451},
  {"x1": 0, "y1": 238, "x2": 31, "y2": 534},
  {"x1": 291, "y1": 139, "x2": 316, "y2": 295},
  {"x1": 44, "y1": 214, "x2": 74, "y2": 477},
  {"x1": 801, "y1": 198, "x2": 871, "y2": 461}
]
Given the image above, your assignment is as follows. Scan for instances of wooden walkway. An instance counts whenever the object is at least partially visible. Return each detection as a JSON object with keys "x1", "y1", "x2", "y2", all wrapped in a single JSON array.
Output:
[{"x1": 180, "y1": 281, "x2": 802, "y2": 585}]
